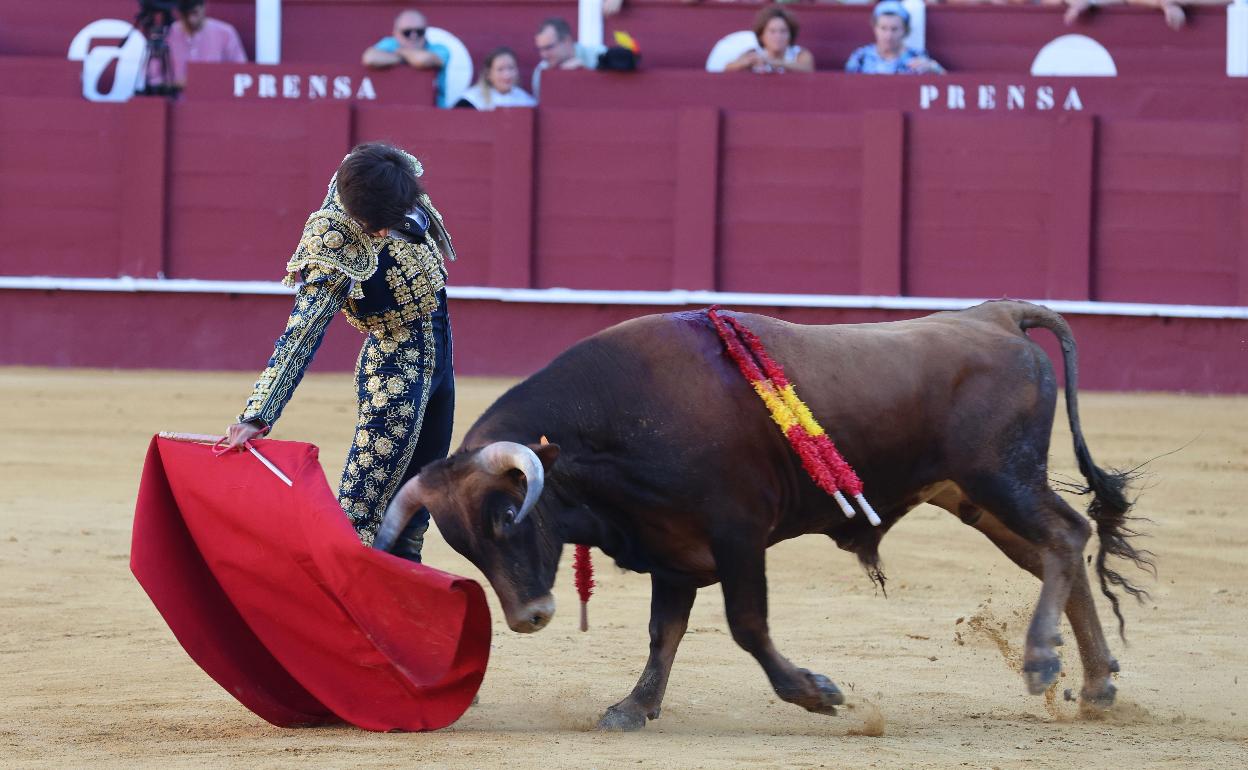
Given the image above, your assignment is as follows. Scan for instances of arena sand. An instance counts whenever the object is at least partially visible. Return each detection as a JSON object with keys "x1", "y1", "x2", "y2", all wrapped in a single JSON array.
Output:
[{"x1": 1, "y1": 367, "x2": 1245, "y2": 769}]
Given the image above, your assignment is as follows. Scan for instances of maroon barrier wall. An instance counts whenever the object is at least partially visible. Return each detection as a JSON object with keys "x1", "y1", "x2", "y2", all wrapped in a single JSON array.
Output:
[
  {"x1": 1, "y1": 289, "x2": 1243, "y2": 393},
  {"x1": 6, "y1": 71, "x2": 1245, "y2": 306},
  {"x1": 0, "y1": 0, "x2": 1228, "y2": 79},
  {"x1": 2, "y1": 55, "x2": 1245, "y2": 390}
]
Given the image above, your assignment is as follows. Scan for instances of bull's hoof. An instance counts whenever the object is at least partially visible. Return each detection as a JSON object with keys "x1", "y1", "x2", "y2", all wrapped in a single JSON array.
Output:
[
  {"x1": 784, "y1": 668, "x2": 844, "y2": 715},
  {"x1": 1080, "y1": 680, "x2": 1118, "y2": 711},
  {"x1": 1022, "y1": 656, "x2": 1061, "y2": 695},
  {"x1": 597, "y1": 705, "x2": 647, "y2": 732}
]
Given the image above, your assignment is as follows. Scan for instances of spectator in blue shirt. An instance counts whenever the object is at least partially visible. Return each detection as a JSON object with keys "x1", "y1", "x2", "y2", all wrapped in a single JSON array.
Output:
[
  {"x1": 362, "y1": 8, "x2": 452, "y2": 106},
  {"x1": 845, "y1": 1, "x2": 945, "y2": 75}
]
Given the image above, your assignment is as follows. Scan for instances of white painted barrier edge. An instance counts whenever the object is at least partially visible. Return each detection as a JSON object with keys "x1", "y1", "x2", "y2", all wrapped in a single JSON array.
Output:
[{"x1": 2, "y1": 275, "x2": 1245, "y2": 319}]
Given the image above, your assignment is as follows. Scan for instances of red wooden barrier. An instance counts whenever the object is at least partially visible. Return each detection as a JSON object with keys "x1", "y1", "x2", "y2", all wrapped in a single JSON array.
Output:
[
  {"x1": 4, "y1": 72, "x2": 1248, "y2": 306},
  {"x1": 0, "y1": 95, "x2": 166, "y2": 278},
  {"x1": 1, "y1": 288, "x2": 1243, "y2": 392},
  {"x1": 1, "y1": 65, "x2": 1245, "y2": 390}
]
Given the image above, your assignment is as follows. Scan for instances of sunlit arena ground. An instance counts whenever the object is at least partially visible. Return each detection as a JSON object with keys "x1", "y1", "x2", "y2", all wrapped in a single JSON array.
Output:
[{"x1": 1, "y1": 367, "x2": 1245, "y2": 769}]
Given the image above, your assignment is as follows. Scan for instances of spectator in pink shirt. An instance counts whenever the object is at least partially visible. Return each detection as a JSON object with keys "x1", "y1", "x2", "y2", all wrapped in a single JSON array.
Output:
[{"x1": 149, "y1": 0, "x2": 247, "y2": 88}]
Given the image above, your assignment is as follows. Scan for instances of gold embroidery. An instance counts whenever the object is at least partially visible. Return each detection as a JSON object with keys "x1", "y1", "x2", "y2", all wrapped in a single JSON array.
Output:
[
  {"x1": 338, "y1": 314, "x2": 439, "y2": 541},
  {"x1": 286, "y1": 208, "x2": 378, "y2": 284},
  {"x1": 239, "y1": 270, "x2": 351, "y2": 425}
]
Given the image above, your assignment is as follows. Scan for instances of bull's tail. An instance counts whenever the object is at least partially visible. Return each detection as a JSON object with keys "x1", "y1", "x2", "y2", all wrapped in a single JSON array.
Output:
[{"x1": 1013, "y1": 302, "x2": 1155, "y2": 640}]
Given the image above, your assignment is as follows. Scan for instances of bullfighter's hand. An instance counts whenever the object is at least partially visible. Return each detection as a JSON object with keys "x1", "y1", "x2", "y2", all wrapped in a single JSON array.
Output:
[{"x1": 226, "y1": 421, "x2": 265, "y2": 452}]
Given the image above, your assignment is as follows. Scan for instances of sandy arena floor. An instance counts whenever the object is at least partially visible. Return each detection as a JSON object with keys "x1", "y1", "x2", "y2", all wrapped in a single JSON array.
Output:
[{"x1": 1, "y1": 367, "x2": 1245, "y2": 769}]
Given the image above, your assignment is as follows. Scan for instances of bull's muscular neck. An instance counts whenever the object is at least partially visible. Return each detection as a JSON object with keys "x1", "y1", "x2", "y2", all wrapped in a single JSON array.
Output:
[{"x1": 464, "y1": 343, "x2": 659, "y2": 574}]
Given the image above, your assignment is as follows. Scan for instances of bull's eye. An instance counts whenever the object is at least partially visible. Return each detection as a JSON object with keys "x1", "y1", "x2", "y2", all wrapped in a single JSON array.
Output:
[{"x1": 502, "y1": 507, "x2": 516, "y2": 526}]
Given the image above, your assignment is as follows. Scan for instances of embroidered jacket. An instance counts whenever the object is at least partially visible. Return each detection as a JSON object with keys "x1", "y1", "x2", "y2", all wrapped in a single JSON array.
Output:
[{"x1": 238, "y1": 163, "x2": 454, "y2": 428}]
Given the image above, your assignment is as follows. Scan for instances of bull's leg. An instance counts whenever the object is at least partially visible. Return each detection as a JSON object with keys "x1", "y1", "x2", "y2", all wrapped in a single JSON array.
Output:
[
  {"x1": 710, "y1": 535, "x2": 844, "y2": 715},
  {"x1": 598, "y1": 577, "x2": 697, "y2": 731},
  {"x1": 950, "y1": 501, "x2": 1119, "y2": 708},
  {"x1": 953, "y1": 483, "x2": 1094, "y2": 698}
]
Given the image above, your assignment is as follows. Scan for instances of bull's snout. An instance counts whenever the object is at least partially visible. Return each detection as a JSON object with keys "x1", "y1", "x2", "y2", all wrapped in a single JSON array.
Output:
[{"x1": 507, "y1": 594, "x2": 555, "y2": 633}]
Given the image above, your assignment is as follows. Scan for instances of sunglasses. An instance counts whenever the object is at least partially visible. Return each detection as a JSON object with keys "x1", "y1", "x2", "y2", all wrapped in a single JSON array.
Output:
[{"x1": 401, "y1": 27, "x2": 427, "y2": 39}]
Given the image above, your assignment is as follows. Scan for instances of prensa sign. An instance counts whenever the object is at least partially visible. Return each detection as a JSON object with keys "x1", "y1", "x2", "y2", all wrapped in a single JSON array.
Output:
[
  {"x1": 919, "y1": 84, "x2": 1085, "y2": 112},
  {"x1": 232, "y1": 73, "x2": 378, "y2": 100}
]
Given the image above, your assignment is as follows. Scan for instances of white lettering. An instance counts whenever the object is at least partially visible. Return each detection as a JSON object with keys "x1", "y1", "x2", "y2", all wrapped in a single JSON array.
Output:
[
  {"x1": 355, "y1": 76, "x2": 377, "y2": 100},
  {"x1": 258, "y1": 73, "x2": 277, "y2": 98},
  {"x1": 1007, "y1": 85, "x2": 1025, "y2": 111},
  {"x1": 978, "y1": 85, "x2": 996, "y2": 110},
  {"x1": 282, "y1": 74, "x2": 300, "y2": 98},
  {"x1": 947, "y1": 85, "x2": 966, "y2": 110},
  {"x1": 309, "y1": 75, "x2": 327, "y2": 99},
  {"x1": 333, "y1": 76, "x2": 352, "y2": 99},
  {"x1": 1037, "y1": 86, "x2": 1055, "y2": 111},
  {"x1": 233, "y1": 73, "x2": 254, "y2": 97},
  {"x1": 1063, "y1": 87, "x2": 1083, "y2": 111},
  {"x1": 919, "y1": 84, "x2": 939, "y2": 110}
]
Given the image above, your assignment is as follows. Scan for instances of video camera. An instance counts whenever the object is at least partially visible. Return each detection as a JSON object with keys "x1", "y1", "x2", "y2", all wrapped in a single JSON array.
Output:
[
  {"x1": 136, "y1": 0, "x2": 179, "y2": 39},
  {"x1": 134, "y1": 0, "x2": 182, "y2": 96}
]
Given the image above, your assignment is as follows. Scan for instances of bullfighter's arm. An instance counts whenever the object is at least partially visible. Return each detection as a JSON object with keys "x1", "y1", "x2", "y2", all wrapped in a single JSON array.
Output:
[{"x1": 238, "y1": 265, "x2": 352, "y2": 430}]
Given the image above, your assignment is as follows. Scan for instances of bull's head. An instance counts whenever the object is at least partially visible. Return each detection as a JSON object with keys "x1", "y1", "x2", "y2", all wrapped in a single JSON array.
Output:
[{"x1": 374, "y1": 440, "x2": 562, "y2": 633}]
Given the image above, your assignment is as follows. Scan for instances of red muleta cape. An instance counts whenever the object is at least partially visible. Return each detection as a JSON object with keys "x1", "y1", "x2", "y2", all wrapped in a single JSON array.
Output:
[{"x1": 130, "y1": 435, "x2": 490, "y2": 731}]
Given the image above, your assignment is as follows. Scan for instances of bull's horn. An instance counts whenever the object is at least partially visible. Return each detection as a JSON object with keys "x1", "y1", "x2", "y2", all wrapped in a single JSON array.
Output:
[
  {"x1": 476, "y1": 441, "x2": 545, "y2": 524},
  {"x1": 373, "y1": 476, "x2": 426, "y2": 552}
]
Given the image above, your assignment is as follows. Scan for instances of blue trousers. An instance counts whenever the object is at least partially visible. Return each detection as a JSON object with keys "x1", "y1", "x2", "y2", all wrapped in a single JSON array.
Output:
[{"x1": 340, "y1": 290, "x2": 454, "y2": 559}]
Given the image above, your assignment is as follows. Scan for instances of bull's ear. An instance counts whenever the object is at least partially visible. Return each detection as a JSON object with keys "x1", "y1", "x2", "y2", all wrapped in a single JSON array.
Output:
[{"x1": 530, "y1": 441, "x2": 560, "y2": 471}]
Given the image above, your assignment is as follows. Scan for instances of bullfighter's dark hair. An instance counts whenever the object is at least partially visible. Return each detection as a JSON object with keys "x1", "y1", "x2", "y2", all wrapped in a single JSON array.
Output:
[
  {"x1": 336, "y1": 142, "x2": 425, "y2": 235},
  {"x1": 752, "y1": 5, "x2": 800, "y2": 47},
  {"x1": 537, "y1": 16, "x2": 574, "y2": 40}
]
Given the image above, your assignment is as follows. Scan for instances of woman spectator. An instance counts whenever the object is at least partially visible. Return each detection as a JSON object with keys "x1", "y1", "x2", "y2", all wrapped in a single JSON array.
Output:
[
  {"x1": 454, "y1": 47, "x2": 537, "y2": 110},
  {"x1": 724, "y1": 5, "x2": 815, "y2": 74},
  {"x1": 846, "y1": 1, "x2": 946, "y2": 75}
]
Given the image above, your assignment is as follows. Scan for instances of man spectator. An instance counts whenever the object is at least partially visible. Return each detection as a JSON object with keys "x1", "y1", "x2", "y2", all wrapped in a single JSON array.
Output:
[
  {"x1": 532, "y1": 17, "x2": 604, "y2": 100},
  {"x1": 362, "y1": 8, "x2": 451, "y2": 106},
  {"x1": 149, "y1": 0, "x2": 247, "y2": 88}
]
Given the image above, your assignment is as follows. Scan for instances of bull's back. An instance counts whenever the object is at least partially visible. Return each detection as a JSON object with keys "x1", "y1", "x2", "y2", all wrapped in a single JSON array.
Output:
[
  {"x1": 581, "y1": 304, "x2": 1048, "y2": 437},
  {"x1": 481, "y1": 303, "x2": 1055, "y2": 516}
]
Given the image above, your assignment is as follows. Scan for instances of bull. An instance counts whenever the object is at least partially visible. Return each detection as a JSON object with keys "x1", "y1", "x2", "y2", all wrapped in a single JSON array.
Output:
[{"x1": 375, "y1": 300, "x2": 1151, "y2": 731}]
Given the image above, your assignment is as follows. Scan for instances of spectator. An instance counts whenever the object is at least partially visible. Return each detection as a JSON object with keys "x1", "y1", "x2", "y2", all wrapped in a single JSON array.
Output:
[
  {"x1": 724, "y1": 6, "x2": 816, "y2": 73},
  {"x1": 532, "y1": 17, "x2": 604, "y2": 100},
  {"x1": 149, "y1": 0, "x2": 247, "y2": 88},
  {"x1": 1064, "y1": 0, "x2": 1228, "y2": 31},
  {"x1": 454, "y1": 48, "x2": 537, "y2": 110},
  {"x1": 362, "y1": 8, "x2": 452, "y2": 106},
  {"x1": 845, "y1": 1, "x2": 945, "y2": 75}
]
